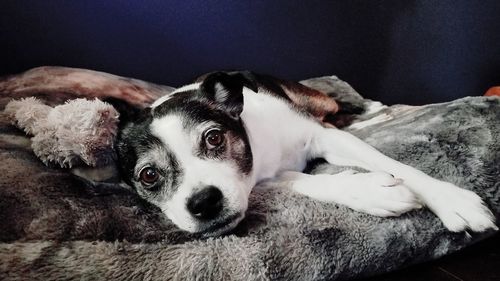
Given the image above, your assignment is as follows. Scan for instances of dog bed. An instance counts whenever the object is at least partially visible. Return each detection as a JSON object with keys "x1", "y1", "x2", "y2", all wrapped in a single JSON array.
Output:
[{"x1": 0, "y1": 67, "x2": 499, "y2": 280}]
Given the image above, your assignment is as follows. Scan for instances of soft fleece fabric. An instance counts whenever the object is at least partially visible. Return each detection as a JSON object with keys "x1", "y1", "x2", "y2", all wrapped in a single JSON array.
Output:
[{"x1": 0, "y1": 67, "x2": 498, "y2": 280}]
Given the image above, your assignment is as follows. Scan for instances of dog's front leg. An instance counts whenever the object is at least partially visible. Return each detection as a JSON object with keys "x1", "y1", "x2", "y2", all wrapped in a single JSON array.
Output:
[
  {"x1": 310, "y1": 128, "x2": 497, "y2": 232},
  {"x1": 274, "y1": 170, "x2": 422, "y2": 217}
]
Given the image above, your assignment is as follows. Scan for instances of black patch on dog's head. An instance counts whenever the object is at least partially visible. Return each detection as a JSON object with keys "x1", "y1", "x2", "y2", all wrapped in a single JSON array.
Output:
[
  {"x1": 116, "y1": 108, "x2": 153, "y2": 185},
  {"x1": 152, "y1": 95, "x2": 253, "y2": 175},
  {"x1": 197, "y1": 71, "x2": 258, "y2": 119},
  {"x1": 116, "y1": 72, "x2": 256, "y2": 200},
  {"x1": 116, "y1": 109, "x2": 184, "y2": 204}
]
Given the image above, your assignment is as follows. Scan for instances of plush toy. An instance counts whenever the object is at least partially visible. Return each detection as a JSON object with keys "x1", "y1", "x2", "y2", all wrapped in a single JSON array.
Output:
[{"x1": 5, "y1": 97, "x2": 119, "y2": 168}]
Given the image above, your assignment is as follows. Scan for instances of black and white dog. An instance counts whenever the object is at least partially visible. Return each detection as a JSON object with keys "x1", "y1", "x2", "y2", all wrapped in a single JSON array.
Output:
[{"x1": 116, "y1": 71, "x2": 497, "y2": 236}]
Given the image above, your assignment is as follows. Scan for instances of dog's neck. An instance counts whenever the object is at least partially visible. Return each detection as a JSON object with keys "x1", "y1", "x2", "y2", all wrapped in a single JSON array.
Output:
[{"x1": 240, "y1": 88, "x2": 314, "y2": 186}]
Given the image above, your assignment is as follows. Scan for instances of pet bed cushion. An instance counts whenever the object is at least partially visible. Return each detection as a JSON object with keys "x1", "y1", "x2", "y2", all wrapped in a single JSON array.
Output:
[{"x1": 0, "y1": 67, "x2": 498, "y2": 280}]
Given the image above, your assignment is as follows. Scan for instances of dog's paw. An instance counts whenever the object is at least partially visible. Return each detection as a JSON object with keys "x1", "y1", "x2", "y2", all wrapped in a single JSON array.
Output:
[
  {"x1": 423, "y1": 181, "x2": 498, "y2": 232},
  {"x1": 340, "y1": 172, "x2": 422, "y2": 217}
]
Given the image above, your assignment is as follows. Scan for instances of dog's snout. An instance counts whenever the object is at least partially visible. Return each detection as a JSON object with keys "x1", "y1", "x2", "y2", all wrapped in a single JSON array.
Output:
[{"x1": 187, "y1": 186, "x2": 223, "y2": 220}]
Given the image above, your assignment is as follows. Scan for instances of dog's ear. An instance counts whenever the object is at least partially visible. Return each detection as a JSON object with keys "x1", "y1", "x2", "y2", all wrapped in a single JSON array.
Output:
[
  {"x1": 102, "y1": 97, "x2": 145, "y2": 127},
  {"x1": 199, "y1": 71, "x2": 258, "y2": 119}
]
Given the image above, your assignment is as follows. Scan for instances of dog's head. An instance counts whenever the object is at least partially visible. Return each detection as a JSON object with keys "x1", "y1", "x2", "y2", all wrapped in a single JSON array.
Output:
[{"x1": 116, "y1": 72, "x2": 258, "y2": 236}]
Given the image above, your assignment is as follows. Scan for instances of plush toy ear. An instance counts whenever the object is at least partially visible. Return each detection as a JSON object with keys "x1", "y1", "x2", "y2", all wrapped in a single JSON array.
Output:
[{"x1": 199, "y1": 71, "x2": 258, "y2": 119}]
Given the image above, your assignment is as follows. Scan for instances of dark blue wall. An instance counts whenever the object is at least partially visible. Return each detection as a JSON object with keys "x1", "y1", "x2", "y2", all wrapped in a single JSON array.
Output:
[{"x1": 1, "y1": 1, "x2": 499, "y2": 104}]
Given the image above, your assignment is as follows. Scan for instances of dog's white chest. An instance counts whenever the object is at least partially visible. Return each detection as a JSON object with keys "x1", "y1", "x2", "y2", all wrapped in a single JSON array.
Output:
[{"x1": 241, "y1": 89, "x2": 319, "y2": 183}]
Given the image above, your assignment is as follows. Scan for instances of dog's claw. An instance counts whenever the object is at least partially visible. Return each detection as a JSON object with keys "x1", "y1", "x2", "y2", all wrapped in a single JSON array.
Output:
[{"x1": 422, "y1": 182, "x2": 498, "y2": 233}]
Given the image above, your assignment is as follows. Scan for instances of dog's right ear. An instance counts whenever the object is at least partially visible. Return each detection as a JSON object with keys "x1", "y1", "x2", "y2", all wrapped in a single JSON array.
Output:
[
  {"x1": 199, "y1": 71, "x2": 258, "y2": 119},
  {"x1": 102, "y1": 97, "x2": 146, "y2": 127}
]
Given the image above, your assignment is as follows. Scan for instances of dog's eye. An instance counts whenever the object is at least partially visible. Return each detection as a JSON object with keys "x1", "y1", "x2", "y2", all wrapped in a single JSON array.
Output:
[
  {"x1": 205, "y1": 128, "x2": 224, "y2": 148},
  {"x1": 139, "y1": 167, "x2": 159, "y2": 185}
]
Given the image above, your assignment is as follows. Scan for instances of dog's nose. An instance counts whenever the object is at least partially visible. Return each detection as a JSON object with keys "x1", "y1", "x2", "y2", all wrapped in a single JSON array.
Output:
[{"x1": 187, "y1": 186, "x2": 223, "y2": 220}]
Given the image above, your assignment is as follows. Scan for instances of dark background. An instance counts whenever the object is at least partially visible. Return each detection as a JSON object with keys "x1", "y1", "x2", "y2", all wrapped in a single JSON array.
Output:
[{"x1": 1, "y1": 0, "x2": 499, "y2": 105}]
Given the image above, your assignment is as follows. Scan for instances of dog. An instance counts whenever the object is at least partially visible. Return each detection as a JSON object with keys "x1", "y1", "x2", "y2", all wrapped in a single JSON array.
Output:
[{"x1": 116, "y1": 71, "x2": 497, "y2": 236}]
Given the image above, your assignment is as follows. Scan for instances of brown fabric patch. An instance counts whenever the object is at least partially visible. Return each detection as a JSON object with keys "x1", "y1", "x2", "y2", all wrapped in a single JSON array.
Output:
[{"x1": 0, "y1": 66, "x2": 173, "y2": 108}]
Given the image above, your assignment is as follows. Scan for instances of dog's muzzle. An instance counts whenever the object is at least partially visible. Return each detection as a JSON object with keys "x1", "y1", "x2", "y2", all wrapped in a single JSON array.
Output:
[
  {"x1": 187, "y1": 186, "x2": 224, "y2": 220},
  {"x1": 186, "y1": 185, "x2": 245, "y2": 236}
]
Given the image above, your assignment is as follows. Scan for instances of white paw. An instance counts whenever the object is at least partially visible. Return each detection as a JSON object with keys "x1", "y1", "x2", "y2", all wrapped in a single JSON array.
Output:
[
  {"x1": 340, "y1": 172, "x2": 422, "y2": 217},
  {"x1": 422, "y1": 181, "x2": 498, "y2": 232}
]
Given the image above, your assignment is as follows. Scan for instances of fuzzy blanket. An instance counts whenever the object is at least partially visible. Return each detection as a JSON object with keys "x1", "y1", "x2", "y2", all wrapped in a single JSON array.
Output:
[{"x1": 0, "y1": 67, "x2": 499, "y2": 280}]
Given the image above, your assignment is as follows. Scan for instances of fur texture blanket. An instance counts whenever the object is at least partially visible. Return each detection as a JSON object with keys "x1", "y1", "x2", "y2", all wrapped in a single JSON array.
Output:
[{"x1": 0, "y1": 67, "x2": 499, "y2": 280}]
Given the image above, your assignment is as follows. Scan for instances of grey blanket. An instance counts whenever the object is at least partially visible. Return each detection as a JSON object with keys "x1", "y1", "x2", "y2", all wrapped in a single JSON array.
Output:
[{"x1": 0, "y1": 67, "x2": 498, "y2": 280}]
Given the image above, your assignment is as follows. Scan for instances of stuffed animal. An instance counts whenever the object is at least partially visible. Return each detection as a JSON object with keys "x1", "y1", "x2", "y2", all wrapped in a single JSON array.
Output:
[{"x1": 5, "y1": 97, "x2": 119, "y2": 168}]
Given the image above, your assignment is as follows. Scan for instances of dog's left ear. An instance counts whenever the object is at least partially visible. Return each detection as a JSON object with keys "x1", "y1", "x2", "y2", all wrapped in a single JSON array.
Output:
[{"x1": 200, "y1": 71, "x2": 258, "y2": 119}]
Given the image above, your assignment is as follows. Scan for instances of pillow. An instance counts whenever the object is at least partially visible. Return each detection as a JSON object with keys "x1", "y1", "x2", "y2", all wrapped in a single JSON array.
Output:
[{"x1": 0, "y1": 67, "x2": 498, "y2": 280}]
